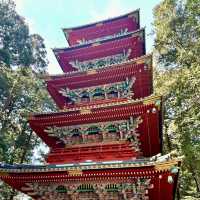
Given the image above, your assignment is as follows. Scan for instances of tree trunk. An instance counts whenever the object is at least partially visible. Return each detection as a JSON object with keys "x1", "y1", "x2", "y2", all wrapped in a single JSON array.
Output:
[
  {"x1": 189, "y1": 163, "x2": 200, "y2": 193},
  {"x1": 193, "y1": 174, "x2": 200, "y2": 193},
  {"x1": 176, "y1": 182, "x2": 181, "y2": 200},
  {"x1": 164, "y1": 123, "x2": 172, "y2": 152},
  {"x1": 1, "y1": 74, "x2": 20, "y2": 113},
  {"x1": 20, "y1": 130, "x2": 34, "y2": 164}
]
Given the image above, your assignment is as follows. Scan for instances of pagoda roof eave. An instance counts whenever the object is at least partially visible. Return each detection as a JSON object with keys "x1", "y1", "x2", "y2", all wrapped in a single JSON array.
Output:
[
  {"x1": 53, "y1": 28, "x2": 145, "y2": 53},
  {"x1": 0, "y1": 157, "x2": 181, "y2": 200},
  {"x1": 62, "y1": 9, "x2": 140, "y2": 32},
  {"x1": 62, "y1": 9, "x2": 140, "y2": 46},
  {"x1": 0, "y1": 156, "x2": 181, "y2": 174},
  {"x1": 44, "y1": 54, "x2": 152, "y2": 79},
  {"x1": 29, "y1": 95, "x2": 161, "y2": 117}
]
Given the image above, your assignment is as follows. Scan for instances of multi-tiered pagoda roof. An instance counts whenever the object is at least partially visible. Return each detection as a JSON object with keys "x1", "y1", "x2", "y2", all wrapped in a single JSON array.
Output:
[{"x1": 0, "y1": 9, "x2": 180, "y2": 200}]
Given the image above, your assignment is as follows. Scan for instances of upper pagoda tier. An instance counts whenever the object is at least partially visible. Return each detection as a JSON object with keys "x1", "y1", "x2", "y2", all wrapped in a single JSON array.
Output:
[
  {"x1": 53, "y1": 29, "x2": 145, "y2": 73},
  {"x1": 29, "y1": 96, "x2": 162, "y2": 163},
  {"x1": 63, "y1": 9, "x2": 140, "y2": 46},
  {"x1": 46, "y1": 55, "x2": 152, "y2": 109}
]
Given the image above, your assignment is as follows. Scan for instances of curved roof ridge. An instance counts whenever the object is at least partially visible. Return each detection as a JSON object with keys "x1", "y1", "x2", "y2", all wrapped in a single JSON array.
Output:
[
  {"x1": 62, "y1": 9, "x2": 140, "y2": 32},
  {"x1": 53, "y1": 28, "x2": 145, "y2": 52}
]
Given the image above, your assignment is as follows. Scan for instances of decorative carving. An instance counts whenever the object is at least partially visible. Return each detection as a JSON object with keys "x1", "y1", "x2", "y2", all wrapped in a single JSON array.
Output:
[
  {"x1": 69, "y1": 49, "x2": 132, "y2": 71},
  {"x1": 77, "y1": 28, "x2": 129, "y2": 45},
  {"x1": 44, "y1": 117, "x2": 142, "y2": 149},
  {"x1": 59, "y1": 77, "x2": 136, "y2": 104},
  {"x1": 22, "y1": 179, "x2": 152, "y2": 200},
  {"x1": 125, "y1": 117, "x2": 143, "y2": 152},
  {"x1": 121, "y1": 179, "x2": 152, "y2": 200}
]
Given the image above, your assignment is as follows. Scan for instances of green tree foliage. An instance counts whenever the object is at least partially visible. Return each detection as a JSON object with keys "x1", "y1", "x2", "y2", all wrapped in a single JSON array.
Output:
[
  {"x1": 153, "y1": 0, "x2": 200, "y2": 199},
  {"x1": 0, "y1": 0, "x2": 56, "y2": 199},
  {"x1": 0, "y1": 0, "x2": 48, "y2": 71},
  {"x1": 0, "y1": 64, "x2": 55, "y2": 200},
  {"x1": 153, "y1": 0, "x2": 200, "y2": 68}
]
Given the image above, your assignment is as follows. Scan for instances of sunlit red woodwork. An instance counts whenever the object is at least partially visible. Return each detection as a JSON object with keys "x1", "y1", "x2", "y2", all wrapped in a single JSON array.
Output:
[
  {"x1": 53, "y1": 29, "x2": 145, "y2": 73},
  {"x1": 46, "y1": 55, "x2": 152, "y2": 109},
  {"x1": 29, "y1": 96, "x2": 162, "y2": 163},
  {"x1": 63, "y1": 9, "x2": 140, "y2": 46}
]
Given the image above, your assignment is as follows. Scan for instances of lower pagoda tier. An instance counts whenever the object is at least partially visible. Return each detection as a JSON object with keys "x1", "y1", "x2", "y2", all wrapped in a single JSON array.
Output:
[
  {"x1": 29, "y1": 96, "x2": 163, "y2": 163},
  {"x1": 0, "y1": 156, "x2": 181, "y2": 200}
]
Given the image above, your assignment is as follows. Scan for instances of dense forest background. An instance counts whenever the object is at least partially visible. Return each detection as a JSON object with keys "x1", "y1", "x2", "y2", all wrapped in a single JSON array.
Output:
[
  {"x1": 0, "y1": 0, "x2": 199, "y2": 199},
  {"x1": 153, "y1": 0, "x2": 200, "y2": 199},
  {"x1": 0, "y1": 0, "x2": 56, "y2": 199}
]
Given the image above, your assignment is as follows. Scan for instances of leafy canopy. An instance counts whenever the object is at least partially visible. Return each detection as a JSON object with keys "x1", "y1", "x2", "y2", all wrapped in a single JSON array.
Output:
[
  {"x1": 153, "y1": 0, "x2": 200, "y2": 199},
  {"x1": 0, "y1": 0, "x2": 56, "y2": 199}
]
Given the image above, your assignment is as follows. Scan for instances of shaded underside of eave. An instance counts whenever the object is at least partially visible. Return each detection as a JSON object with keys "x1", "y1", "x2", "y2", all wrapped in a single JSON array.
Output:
[
  {"x1": 45, "y1": 54, "x2": 152, "y2": 80},
  {"x1": 29, "y1": 95, "x2": 161, "y2": 120}
]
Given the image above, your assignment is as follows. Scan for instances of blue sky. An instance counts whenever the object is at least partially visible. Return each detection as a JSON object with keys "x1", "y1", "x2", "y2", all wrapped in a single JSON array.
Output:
[{"x1": 14, "y1": 0, "x2": 161, "y2": 74}]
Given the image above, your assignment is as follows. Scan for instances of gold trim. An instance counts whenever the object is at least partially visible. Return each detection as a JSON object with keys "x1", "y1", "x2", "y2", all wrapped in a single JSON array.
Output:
[
  {"x1": 136, "y1": 59, "x2": 145, "y2": 65},
  {"x1": 0, "y1": 172, "x2": 9, "y2": 177},
  {"x1": 143, "y1": 96, "x2": 161, "y2": 106},
  {"x1": 154, "y1": 160, "x2": 180, "y2": 172},
  {"x1": 80, "y1": 108, "x2": 92, "y2": 114},
  {"x1": 68, "y1": 169, "x2": 82, "y2": 176}
]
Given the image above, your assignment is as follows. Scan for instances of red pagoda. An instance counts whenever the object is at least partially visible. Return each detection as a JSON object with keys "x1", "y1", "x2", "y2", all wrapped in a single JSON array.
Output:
[{"x1": 0, "y1": 10, "x2": 181, "y2": 200}]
